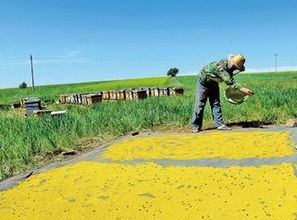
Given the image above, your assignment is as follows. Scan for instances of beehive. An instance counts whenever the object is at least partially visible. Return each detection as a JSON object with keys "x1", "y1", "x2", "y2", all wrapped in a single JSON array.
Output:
[
  {"x1": 102, "y1": 91, "x2": 110, "y2": 100},
  {"x1": 159, "y1": 87, "x2": 169, "y2": 96},
  {"x1": 150, "y1": 87, "x2": 159, "y2": 96},
  {"x1": 124, "y1": 90, "x2": 133, "y2": 100},
  {"x1": 132, "y1": 90, "x2": 147, "y2": 99},
  {"x1": 83, "y1": 94, "x2": 102, "y2": 105},
  {"x1": 109, "y1": 91, "x2": 117, "y2": 100}
]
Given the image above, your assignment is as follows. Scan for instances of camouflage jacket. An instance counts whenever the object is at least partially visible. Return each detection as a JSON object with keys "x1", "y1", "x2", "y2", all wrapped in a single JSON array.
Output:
[{"x1": 198, "y1": 58, "x2": 242, "y2": 88}]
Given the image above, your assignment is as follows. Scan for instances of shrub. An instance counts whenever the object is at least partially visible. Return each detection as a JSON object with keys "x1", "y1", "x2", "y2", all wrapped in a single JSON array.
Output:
[
  {"x1": 19, "y1": 82, "x2": 27, "y2": 89},
  {"x1": 167, "y1": 67, "x2": 179, "y2": 77}
]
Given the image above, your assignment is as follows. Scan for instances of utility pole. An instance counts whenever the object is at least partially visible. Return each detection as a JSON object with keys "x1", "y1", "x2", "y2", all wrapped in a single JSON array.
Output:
[
  {"x1": 274, "y1": 53, "x2": 278, "y2": 73},
  {"x1": 30, "y1": 55, "x2": 35, "y2": 90}
]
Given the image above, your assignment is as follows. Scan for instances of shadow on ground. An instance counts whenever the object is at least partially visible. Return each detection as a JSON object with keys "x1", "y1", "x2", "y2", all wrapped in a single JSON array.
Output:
[
  {"x1": 227, "y1": 120, "x2": 273, "y2": 128},
  {"x1": 200, "y1": 121, "x2": 274, "y2": 132}
]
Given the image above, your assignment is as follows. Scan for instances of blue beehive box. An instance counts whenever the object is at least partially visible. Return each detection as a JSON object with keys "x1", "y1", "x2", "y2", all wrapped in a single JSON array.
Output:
[{"x1": 24, "y1": 98, "x2": 41, "y2": 116}]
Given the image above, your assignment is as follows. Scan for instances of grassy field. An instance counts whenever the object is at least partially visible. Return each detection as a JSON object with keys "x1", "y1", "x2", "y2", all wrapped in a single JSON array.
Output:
[
  {"x1": 0, "y1": 71, "x2": 297, "y2": 179},
  {"x1": 0, "y1": 77, "x2": 169, "y2": 105}
]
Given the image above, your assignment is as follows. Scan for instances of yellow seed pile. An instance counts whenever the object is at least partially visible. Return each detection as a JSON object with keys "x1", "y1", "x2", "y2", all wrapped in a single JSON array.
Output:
[
  {"x1": 1, "y1": 162, "x2": 297, "y2": 219},
  {"x1": 1, "y1": 130, "x2": 296, "y2": 219},
  {"x1": 102, "y1": 131, "x2": 294, "y2": 160}
]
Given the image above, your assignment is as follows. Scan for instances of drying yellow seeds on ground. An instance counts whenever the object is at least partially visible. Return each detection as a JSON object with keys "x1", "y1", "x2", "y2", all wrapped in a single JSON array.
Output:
[
  {"x1": 101, "y1": 131, "x2": 294, "y2": 160},
  {"x1": 1, "y1": 161, "x2": 297, "y2": 219}
]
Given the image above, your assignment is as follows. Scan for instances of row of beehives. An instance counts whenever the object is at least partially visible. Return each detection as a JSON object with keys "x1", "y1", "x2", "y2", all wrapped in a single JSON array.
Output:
[
  {"x1": 59, "y1": 87, "x2": 184, "y2": 105},
  {"x1": 59, "y1": 94, "x2": 102, "y2": 105}
]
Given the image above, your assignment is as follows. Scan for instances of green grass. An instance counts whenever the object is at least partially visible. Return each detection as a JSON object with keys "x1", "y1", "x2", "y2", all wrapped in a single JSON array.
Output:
[
  {"x1": 0, "y1": 77, "x2": 169, "y2": 104},
  {"x1": 0, "y1": 71, "x2": 297, "y2": 179}
]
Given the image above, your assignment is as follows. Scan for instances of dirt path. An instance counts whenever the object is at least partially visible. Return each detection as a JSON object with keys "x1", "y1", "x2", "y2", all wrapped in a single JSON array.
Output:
[{"x1": 1, "y1": 127, "x2": 297, "y2": 219}]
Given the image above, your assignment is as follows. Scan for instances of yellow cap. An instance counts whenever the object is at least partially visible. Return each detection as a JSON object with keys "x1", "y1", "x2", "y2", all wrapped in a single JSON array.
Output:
[{"x1": 230, "y1": 54, "x2": 245, "y2": 71}]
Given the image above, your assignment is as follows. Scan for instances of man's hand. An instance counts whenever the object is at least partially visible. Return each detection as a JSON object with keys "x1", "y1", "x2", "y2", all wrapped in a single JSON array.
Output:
[{"x1": 239, "y1": 87, "x2": 254, "y2": 96}]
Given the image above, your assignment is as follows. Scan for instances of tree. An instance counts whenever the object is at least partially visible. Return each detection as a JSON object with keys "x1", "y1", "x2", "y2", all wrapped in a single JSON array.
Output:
[
  {"x1": 19, "y1": 82, "x2": 27, "y2": 89},
  {"x1": 167, "y1": 67, "x2": 179, "y2": 77}
]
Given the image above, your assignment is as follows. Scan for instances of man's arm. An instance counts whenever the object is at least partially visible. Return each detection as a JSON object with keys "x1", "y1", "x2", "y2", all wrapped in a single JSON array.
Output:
[
  {"x1": 217, "y1": 61, "x2": 254, "y2": 95},
  {"x1": 218, "y1": 68, "x2": 241, "y2": 89},
  {"x1": 219, "y1": 68, "x2": 254, "y2": 95}
]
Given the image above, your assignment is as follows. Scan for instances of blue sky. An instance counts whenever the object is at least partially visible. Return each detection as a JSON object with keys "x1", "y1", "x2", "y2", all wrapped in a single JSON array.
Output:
[{"x1": 0, "y1": 0, "x2": 296, "y2": 88}]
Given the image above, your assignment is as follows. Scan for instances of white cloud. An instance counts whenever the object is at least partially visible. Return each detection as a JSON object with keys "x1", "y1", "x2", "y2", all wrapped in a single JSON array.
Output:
[
  {"x1": 34, "y1": 58, "x2": 86, "y2": 64},
  {"x1": 7, "y1": 60, "x2": 30, "y2": 65},
  {"x1": 246, "y1": 66, "x2": 297, "y2": 72},
  {"x1": 183, "y1": 66, "x2": 297, "y2": 76},
  {"x1": 34, "y1": 50, "x2": 86, "y2": 64},
  {"x1": 62, "y1": 50, "x2": 80, "y2": 57},
  {"x1": 2, "y1": 58, "x2": 85, "y2": 66},
  {"x1": 1, "y1": 51, "x2": 86, "y2": 66}
]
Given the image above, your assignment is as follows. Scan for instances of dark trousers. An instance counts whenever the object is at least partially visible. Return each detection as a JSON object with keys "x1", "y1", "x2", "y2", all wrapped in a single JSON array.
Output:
[{"x1": 192, "y1": 79, "x2": 224, "y2": 131}]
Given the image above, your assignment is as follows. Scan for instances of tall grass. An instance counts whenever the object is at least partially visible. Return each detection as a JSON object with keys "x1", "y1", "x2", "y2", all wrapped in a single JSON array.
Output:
[
  {"x1": 0, "y1": 71, "x2": 296, "y2": 179},
  {"x1": 0, "y1": 77, "x2": 169, "y2": 104}
]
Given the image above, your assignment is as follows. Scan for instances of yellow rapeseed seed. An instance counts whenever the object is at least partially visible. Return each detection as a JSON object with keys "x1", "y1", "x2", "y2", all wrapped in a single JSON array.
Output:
[
  {"x1": 1, "y1": 162, "x2": 297, "y2": 219},
  {"x1": 102, "y1": 131, "x2": 294, "y2": 160}
]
